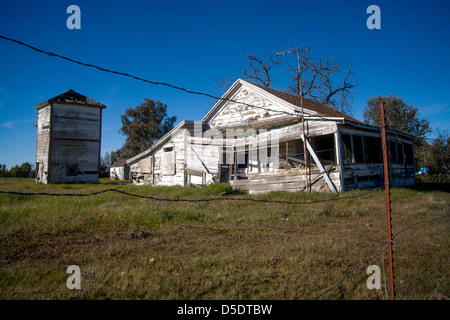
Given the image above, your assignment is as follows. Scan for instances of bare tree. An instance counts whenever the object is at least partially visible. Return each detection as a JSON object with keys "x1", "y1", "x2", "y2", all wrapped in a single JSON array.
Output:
[
  {"x1": 211, "y1": 45, "x2": 356, "y2": 114},
  {"x1": 318, "y1": 63, "x2": 355, "y2": 113},
  {"x1": 242, "y1": 55, "x2": 281, "y2": 88},
  {"x1": 208, "y1": 76, "x2": 237, "y2": 109},
  {"x1": 211, "y1": 76, "x2": 236, "y2": 95},
  {"x1": 276, "y1": 45, "x2": 356, "y2": 114}
]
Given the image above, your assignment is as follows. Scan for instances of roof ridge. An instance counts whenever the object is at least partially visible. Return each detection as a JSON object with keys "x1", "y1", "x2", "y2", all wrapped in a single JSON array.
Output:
[
  {"x1": 34, "y1": 89, "x2": 106, "y2": 109},
  {"x1": 246, "y1": 81, "x2": 363, "y2": 124}
]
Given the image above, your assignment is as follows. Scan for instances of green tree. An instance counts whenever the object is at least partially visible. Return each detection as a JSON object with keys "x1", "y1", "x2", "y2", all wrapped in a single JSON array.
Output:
[
  {"x1": 19, "y1": 162, "x2": 33, "y2": 178},
  {"x1": 364, "y1": 95, "x2": 432, "y2": 169},
  {"x1": 110, "y1": 150, "x2": 121, "y2": 165},
  {"x1": 0, "y1": 164, "x2": 10, "y2": 177},
  {"x1": 363, "y1": 95, "x2": 431, "y2": 142},
  {"x1": 428, "y1": 130, "x2": 450, "y2": 175},
  {"x1": 114, "y1": 99, "x2": 176, "y2": 159},
  {"x1": 9, "y1": 165, "x2": 21, "y2": 178}
]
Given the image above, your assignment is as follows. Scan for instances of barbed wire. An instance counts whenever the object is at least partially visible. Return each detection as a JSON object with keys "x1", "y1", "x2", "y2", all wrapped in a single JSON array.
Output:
[
  {"x1": 313, "y1": 214, "x2": 450, "y2": 300},
  {"x1": 0, "y1": 186, "x2": 382, "y2": 205},
  {"x1": 398, "y1": 257, "x2": 449, "y2": 300},
  {"x1": 0, "y1": 35, "x2": 300, "y2": 118},
  {"x1": 1, "y1": 185, "x2": 448, "y2": 299},
  {"x1": 313, "y1": 242, "x2": 390, "y2": 300}
]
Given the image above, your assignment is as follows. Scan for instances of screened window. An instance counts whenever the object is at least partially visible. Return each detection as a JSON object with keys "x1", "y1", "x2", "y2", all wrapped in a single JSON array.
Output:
[
  {"x1": 310, "y1": 134, "x2": 335, "y2": 165},
  {"x1": 365, "y1": 136, "x2": 382, "y2": 163},
  {"x1": 396, "y1": 142, "x2": 404, "y2": 164},
  {"x1": 404, "y1": 143, "x2": 414, "y2": 165},
  {"x1": 353, "y1": 136, "x2": 365, "y2": 163},
  {"x1": 341, "y1": 134, "x2": 353, "y2": 164}
]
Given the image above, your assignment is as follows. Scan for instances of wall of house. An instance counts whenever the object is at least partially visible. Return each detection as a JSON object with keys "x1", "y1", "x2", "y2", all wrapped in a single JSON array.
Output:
[
  {"x1": 46, "y1": 103, "x2": 102, "y2": 184},
  {"x1": 36, "y1": 105, "x2": 51, "y2": 184},
  {"x1": 208, "y1": 87, "x2": 296, "y2": 128},
  {"x1": 185, "y1": 141, "x2": 220, "y2": 185},
  {"x1": 110, "y1": 166, "x2": 130, "y2": 180},
  {"x1": 130, "y1": 129, "x2": 188, "y2": 186},
  {"x1": 225, "y1": 120, "x2": 342, "y2": 194},
  {"x1": 339, "y1": 125, "x2": 415, "y2": 190}
]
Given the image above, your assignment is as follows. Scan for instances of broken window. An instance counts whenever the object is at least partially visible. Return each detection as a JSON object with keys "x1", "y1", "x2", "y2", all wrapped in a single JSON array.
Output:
[
  {"x1": 341, "y1": 134, "x2": 353, "y2": 164},
  {"x1": 389, "y1": 141, "x2": 398, "y2": 163},
  {"x1": 342, "y1": 134, "x2": 384, "y2": 164},
  {"x1": 236, "y1": 147, "x2": 249, "y2": 172},
  {"x1": 396, "y1": 142, "x2": 404, "y2": 164},
  {"x1": 66, "y1": 164, "x2": 78, "y2": 176},
  {"x1": 249, "y1": 144, "x2": 272, "y2": 172},
  {"x1": 403, "y1": 143, "x2": 414, "y2": 165},
  {"x1": 278, "y1": 139, "x2": 304, "y2": 169},
  {"x1": 365, "y1": 136, "x2": 382, "y2": 163},
  {"x1": 310, "y1": 134, "x2": 335, "y2": 165},
  {"x1": 353, "y1": 135, "x2": 365, "y2": 163}
]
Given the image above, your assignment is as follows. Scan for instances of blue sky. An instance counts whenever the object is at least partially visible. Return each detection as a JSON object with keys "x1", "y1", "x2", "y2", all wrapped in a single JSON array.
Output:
[{"x1": 0, "y1": 0, "x2": 449, "y2": 169}]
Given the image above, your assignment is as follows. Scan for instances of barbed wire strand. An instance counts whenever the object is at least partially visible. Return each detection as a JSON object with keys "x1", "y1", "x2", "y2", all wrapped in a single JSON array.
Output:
[
  {"x1": 398, "y1": 257, "x2": 449, "y2": 300},
  {"x1": 313, "y1": 214, "x2": 450, "y2": 300},
  {"x1": 313, "y1": 244, "x2": 390, "y2": 300},
  {"x1": 0, "y1": 35, "x2": 302, "y2": 118},
  {"x1": 0, "y1": 186, "x2": 382, "y2": 205}
]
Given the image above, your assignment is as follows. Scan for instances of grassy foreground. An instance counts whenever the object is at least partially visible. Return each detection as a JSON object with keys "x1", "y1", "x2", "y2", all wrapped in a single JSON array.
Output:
[{"x1": 0, "y1": 178, "x2": 448, "y2": 300}]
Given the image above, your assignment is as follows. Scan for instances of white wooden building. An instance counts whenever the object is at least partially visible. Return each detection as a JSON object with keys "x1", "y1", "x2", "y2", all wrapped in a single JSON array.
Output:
[
  {"x1": 34, "y1": 89, "x2": 106, "y2": 184},
  {"x1": 127, "y1": 79, "x2": 416, "y2": 193},
  {"x1": 110, "y1": 159, "x2": 130, "y2": 180}
]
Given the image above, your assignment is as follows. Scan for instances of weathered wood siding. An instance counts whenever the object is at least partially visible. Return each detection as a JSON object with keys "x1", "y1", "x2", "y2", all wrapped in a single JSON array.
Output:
[
  {"x1": 47, "y1": 103, "x2": 102, "y2": 183},
  {"x1": 339, "y1": 125, "x2": 415, "y2": 190},
  {"x1": 230, "y1": 168, "x2": 340, "y2": 194},
  {"x1": 194, "y1": 120, "x2": 342, "y2": 194},
  {"x1": 110, "y1": 166, "x2": 130, "y2": 180},
  {"x1": 130, "y1": 129, "x2": 188, "y2": 186},
  {"x1": 126, "y1": 80, "x2": 416, "y2": 193},
  {"x1": 186, "y1": 142, "x2": 220, "y2": 184},
  {"x1": 36, "y1": 105, "x2": 51, "y2": 183},
  {"x1": 208, "y1": 86, "x2": 294, "y2": 128}
]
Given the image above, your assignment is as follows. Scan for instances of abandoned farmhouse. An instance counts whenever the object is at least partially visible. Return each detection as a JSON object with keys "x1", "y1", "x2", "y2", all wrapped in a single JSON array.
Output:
[{"x1": 126, "y1": 79, "x2": 416, "y2": 194}]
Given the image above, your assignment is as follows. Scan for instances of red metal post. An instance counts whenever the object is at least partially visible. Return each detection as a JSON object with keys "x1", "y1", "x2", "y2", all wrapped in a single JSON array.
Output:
[{"x1": 380, "y1": 102, "x2": 395, "y2": 300}]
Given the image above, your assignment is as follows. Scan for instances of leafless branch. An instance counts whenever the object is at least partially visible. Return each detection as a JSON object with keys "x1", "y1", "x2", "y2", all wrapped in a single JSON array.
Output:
[{"x1": 242, "y1": 55, "x2": 281, "y2": 88}]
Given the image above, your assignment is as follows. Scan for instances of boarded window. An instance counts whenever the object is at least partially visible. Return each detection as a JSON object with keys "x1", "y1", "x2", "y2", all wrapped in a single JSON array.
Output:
[{"x1": 161, "y1": 147, "x2": 175, "y2": 175}]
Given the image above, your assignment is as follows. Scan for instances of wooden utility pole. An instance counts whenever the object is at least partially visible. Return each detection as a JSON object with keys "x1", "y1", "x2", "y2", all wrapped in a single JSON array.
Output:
[
  {"x1": 380, "y1": 101, "x2": 395, "y2": 300},
  {"x1": 275, "y1": 47, "x2": 309, "y2": 190}
]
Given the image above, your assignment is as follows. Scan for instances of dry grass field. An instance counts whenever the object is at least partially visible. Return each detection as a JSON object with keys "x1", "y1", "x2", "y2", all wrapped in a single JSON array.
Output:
[{"x1": 0, "y1": 177, "x2": 448, "y2": 300}]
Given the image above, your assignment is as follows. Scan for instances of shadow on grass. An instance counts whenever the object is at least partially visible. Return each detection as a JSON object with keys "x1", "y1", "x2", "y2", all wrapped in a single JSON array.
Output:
[{"x1": 407, "y1": 181, "x2": 450, "y2": 193}]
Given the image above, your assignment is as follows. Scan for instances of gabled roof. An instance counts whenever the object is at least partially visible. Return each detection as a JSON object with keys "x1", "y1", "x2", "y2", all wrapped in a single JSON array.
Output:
[
  {"x1": 110, "y1": 159, "x2": 128, "y2": 168},
  {"x1": 34, "y1": 89, "x2": 107, "y2": 109},
  {"x1": 203, "y1": 79, "x2": 363, "y2": 125},
  {"x1": 252, "y1": 83, "x2": 364, "y2": 125},
  {"x1": 126, "y1": 120, "x2": 204, "y2": 164}
]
